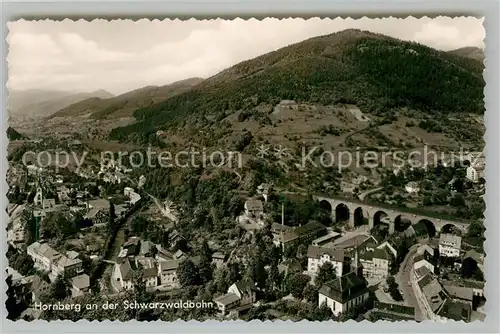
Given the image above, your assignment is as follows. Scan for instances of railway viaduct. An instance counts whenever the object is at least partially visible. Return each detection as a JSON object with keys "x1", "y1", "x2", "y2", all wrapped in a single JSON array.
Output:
[{"x1": 314, "y1": 195, "x2": 469, "y2": 236}]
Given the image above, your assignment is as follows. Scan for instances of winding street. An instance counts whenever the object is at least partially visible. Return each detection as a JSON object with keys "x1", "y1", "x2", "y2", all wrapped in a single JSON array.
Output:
[
  {"x1": 395, "y1": 243, "x2": 425, "y2": 321},
  {"x1": 358, "y1": 187, "x2": 383, "y2": 201}
]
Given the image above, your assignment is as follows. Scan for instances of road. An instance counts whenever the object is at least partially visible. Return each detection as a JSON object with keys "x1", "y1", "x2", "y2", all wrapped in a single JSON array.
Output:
[
  {"x1": 395, "y1": 244, "x2": 424, "y2": 321},
  {"x1": 358, "y1": 187, "x2": 383, "y2": 201}
]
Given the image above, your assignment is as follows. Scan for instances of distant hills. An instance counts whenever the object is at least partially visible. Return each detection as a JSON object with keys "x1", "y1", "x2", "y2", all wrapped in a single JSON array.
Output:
[
  {"x1": 9, "y1": 89, "x2": 114, "y2": 119},
  {"x1": 49, "y1": 77, "x2": 204, "y2": 120},
  {"x1": 448, "y1": 46, "x2": 485, "y2": 62},
  {"x1": 108, "y1": 29, "x2": 485, "y2": 143}
]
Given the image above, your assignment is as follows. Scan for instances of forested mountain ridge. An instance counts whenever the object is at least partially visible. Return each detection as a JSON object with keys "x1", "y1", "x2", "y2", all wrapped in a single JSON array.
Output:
[
  {"x1": 108, "y1": 29, "x2": 485, "y2": 144},
  {"x1": 448, "y1": 46, "x2": 485, "y2": 62}
]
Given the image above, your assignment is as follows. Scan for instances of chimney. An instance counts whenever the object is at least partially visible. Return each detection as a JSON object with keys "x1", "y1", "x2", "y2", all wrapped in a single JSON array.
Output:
[{"x1": 281, "y1": 202, "x2": 284, "y2": 226}]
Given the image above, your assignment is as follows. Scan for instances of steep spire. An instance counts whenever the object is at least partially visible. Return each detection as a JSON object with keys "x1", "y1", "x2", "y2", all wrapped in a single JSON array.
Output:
[{"x1": 352, "y1": 241, "x2": 363, "y2": 278}]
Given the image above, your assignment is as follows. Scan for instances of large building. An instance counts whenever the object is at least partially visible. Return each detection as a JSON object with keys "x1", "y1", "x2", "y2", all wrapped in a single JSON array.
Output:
[
  {"x1": 158, "y1": 259, "x2": 181, "y2": 288},
  {"x1": 318, "y1": 271, "x2": 370, "y2": 316},
  {"x1": 277, "y1": 221, "x2": 328, "y2": 250},
  {"x1": 439, "y1": 234, "x2": 462, "y2": 258},
  {"x1": 307, "y1": 245, "x2": 344, "y2": 277},
  {"x1": 359, "y1": 247, "x2": 392, "y2": 279},
  {"x1": 27, "y1": 242, "x2": 83, "y2": 280}
]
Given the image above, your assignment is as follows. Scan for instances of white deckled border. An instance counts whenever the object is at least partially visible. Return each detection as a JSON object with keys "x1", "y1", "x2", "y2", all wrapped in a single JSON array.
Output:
[{"x1": 2, "y1": 3, "x2": 498, "y2": 334}]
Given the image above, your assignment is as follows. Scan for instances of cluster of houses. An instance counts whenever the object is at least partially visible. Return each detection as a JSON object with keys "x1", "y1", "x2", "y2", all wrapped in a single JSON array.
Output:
[
  {"x1": 10, "y1": 171, "x2": 486, "y2": 322},
  {"x1": 9, "y1": 157, "x2": 144, "y2": 218},
  {"x1": 111, "y1": 233, "x2": 227, "y2": 293},
  {"x1": 409, "y1": 234, "x2": 485, "y2": 322},
  {"x1": 25, "y1": 241, "x2": 90, "y2": 300},
  {"x1": 412, "y1": 243, "x2": 485, "y2": 322},
  {"x1": 7, "y1": 178, "x2": 142, "y2": 249},
  {"x1": 237, "y1": 184, "x2": 274, "y2": 232},
  {"x1": 98, "y1": 159, "x2": 132, "y2": 184}
]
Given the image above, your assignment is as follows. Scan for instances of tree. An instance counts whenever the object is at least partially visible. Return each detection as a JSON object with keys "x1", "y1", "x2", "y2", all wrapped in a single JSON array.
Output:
[
  {"x1": 296, "y1": 244, "x2": 308, "y2": 259},
  {"x1": 22, "y1": 209, "x2": 37, "y2": 245},
  {"x1": 10, "y1": 252, "x2": 34, "y2": 276},
  {"x1": 40, "y1": 212, "x2": 77, "y2": 240},
  {"x1": 246, "y1": 256, "x2": 267, "y2": 289},
  {"x1": 309, "y1": 301, "x2": 333, "y2": 321},
  {"x1": 386, "y1": 276, "x2": 403, "y2": 302},
  {"x1": 215, "y1": 266, "x2": 231, "y2": 293},
  {"x1": 285, "y1": 273, "x2": 310, "y2": 299},
  {"x1": 198, "y1": 241, "x2": 213, "y2": 284},
  {"x1": 303, "y1": 284, "x2": 319, "y2": 304},
  {"x1": 270, "y1": 246, "x2": 283, "y2": 267},
  {"x1": 267, "y1": 261, "x2": 281, "y2": 291},
  {"x1": 131, "y1": 216, "x2": 149, "y2": 234},
  {"x1": 51, "y1": 276, "x2": 70, "y2": 301},
  {"x1": 177, "y1": 259, "x2": 200, "y2": 288},
  {"x1": 6, "y1": 275, "x2": 27, "y2": 320},
  {"x1": 108, "y1": 202, "x2": 116, "y2": 232},
  {"x1": 227, "y1": 196, "x2": 245, "y2": 218},
  {"x1": 315, "y1": 262, "x2": 337, "y2": 287},
  {"x1": 468, "y1": 221, "x2": 485, "y2": 238},
  {"x1": 473, "y1": 268, "x2": 484, "y2": 281},
  {"x1": 228, "y1": 262, "x2": 242, "y2": 283}
]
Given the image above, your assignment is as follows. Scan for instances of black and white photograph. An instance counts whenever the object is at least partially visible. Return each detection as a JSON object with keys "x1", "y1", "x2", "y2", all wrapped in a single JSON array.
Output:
[{"x1": 5, "y1": 17, "x2": 486, "y2": 323}]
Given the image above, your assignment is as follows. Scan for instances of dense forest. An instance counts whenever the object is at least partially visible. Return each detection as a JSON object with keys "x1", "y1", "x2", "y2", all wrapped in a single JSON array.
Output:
[{"x1": 109, "y1": 29, "x2": 484, "y2": 143}]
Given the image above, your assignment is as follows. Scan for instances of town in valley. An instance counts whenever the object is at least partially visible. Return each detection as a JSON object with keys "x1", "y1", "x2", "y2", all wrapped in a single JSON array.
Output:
[{"x1": 6, "y1": 19, "x2": 486, "y2": 322}]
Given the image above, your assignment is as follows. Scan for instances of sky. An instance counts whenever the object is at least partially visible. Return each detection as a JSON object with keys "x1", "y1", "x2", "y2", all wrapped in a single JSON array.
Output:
[{"x1": 7, "y1": 17, "x2": 485, "y2": 95}]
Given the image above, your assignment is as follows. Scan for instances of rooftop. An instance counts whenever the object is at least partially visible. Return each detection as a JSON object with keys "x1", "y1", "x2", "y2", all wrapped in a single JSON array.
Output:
[
  {"x1": 439, "y1": 234, "x2": 462, "y2": 248},
  {"x1": 293, "y1": 221, "x2": 327, "y2": 237},
  {"x1": 233, "y1": 279, "x2": 255, "y2": 295},
  {"x1": 312, "y1": 232, "x2": 341, "y2": 245},
  {"x1": 360, "y1": 247, "x2": 391, "y2": 261},
  {"x1": 437, "y1": 298, "x2": 471, "y2": 322},
  {"x1": 88, "y1": 198, "x2": 111, "y2": 210},
  {"x1": 212, "y1": 252, "x2": 225, "y2": 260},
  {"x1": 214, "y1": 292, "x2": 240, "y2": 306},
  {"x1": 441, "y1": 279, "x2": 484, "y2": 290},
  {"x1": 278, "y1": 258, "x2": 302, "y2": 275},
  {"x1": 54, "y1": 255, "x2": 82, "y2": 268},
  {"x1": 140, "y1": 240, "x2": 155, "y2": 255},
  {"x1": 464, "y1": 249, "x2": 484, "y2": 264},
  {"x1": 118, "y1": 259, "x2": 135, "y2": 280},
  {"x1": 307, "y1": 245, "x2": 344, "y2": 262},
  {"x1": 245, "y1": 199, "x2": 264, "y2": 212},
  {"x1": 421, "y1": 279, "x2": 447, "y2": 313},
  {"x1": 417, "y1": 244, "x2": 435, "y2": 257},
  {"x1": 28, "y1": 242, "x2": 61, "y2": 262},
  {"x1": 414, "y1": 265, "x2": 432, "y2": 279},
  {"x1": 71, "y1": 274, "x2": 90, "y2": 290},
  {"x1": 318, "y1": 272, "x2": 368, "y2": 303},
  {"x1": 443, "y1": 285, "x2": 474, "y2": 301},
  {"x1": 333, "y1": 234, "x2": 374, "y2": 250},
  {"x1": 159, "y1": 259, "x2": 181, "y2": 272},
  {"x1": 270, "y1": 223, "x2": 293, "y2": 234}
]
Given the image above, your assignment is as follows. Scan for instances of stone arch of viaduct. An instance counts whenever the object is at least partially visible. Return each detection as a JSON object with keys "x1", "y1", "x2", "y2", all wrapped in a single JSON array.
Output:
[{"x1": 314, "y1": 195, "x2": 468, "y2": 236}]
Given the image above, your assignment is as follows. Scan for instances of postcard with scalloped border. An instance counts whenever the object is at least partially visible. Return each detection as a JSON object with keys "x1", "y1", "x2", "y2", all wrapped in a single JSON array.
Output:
[{"x1": 6, "y1": 17, "x2": 486, "y2": 322}]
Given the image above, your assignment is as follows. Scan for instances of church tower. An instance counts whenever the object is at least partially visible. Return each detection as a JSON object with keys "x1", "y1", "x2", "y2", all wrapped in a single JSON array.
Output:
[
  {"x1": 352, "y1": 244, "x2": 364, "y2": 278},
  {"x1": 34, "y1": 187, "x2": 43, "y2": 206}
]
